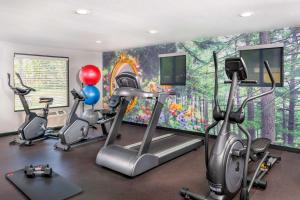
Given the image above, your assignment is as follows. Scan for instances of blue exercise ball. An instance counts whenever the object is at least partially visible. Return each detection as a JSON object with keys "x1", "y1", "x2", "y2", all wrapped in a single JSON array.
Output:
[{"x1": 82, "y1": 86, "x2": 100, "y2": 105}]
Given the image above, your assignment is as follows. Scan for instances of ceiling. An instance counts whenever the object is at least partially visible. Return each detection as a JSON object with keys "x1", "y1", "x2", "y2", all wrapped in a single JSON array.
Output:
[{"x1": 0, "y1": 0, "x2": 300, "y2": 52}]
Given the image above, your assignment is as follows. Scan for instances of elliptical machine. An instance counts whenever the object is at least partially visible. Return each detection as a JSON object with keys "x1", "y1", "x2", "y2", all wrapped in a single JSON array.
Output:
[
  {"x1": 54, "y1": 89, "x2": 120, "y2": 151},
  {"x1": 180, "y1": 52, "x2": 280, "y2": 200},
  {"x1": 7, "y1": 73, "x2": 54, "y2": 146}
]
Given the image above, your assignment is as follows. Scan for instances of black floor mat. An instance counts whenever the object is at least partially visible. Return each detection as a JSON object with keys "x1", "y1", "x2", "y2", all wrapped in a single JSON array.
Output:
[{"x1": 6, "y1": 169, "x2": 82, "y2": 200}]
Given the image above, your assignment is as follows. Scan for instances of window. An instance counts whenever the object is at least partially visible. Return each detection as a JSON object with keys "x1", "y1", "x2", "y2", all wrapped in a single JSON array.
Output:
[{"x1": 13, "y1": 53, "x2": 69, "y2": 111}]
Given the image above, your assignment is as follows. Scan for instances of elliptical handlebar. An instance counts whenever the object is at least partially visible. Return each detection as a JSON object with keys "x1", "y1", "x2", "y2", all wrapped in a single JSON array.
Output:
[
  {"x1": 204, "y1": 51, "x2": 222, "y2": 169},
  {"x1": 213, "y1": 51, "x2": 220, "y2": 110},
  {"x1": 240, "y1": 60, "x2": 275, "y2": 110}
]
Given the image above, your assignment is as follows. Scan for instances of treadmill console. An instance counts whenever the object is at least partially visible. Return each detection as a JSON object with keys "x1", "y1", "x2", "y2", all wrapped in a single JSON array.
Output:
[{"x1": 115, "y1": 72, "x2": 141, "y2": 89}]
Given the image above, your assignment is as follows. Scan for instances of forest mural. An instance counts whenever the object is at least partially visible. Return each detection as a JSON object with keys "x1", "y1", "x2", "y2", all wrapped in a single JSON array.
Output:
[{"x1": 102, "y1": 27, "x2": 300, "y2": 149}]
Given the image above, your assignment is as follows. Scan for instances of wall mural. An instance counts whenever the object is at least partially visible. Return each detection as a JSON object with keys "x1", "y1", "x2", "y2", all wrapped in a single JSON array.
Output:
[{"x1": 103, "y1": 27, "x2": 300, "y2": 149}]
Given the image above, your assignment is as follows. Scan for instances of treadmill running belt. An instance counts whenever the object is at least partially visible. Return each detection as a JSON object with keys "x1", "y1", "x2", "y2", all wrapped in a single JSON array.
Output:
[{"x1": 131, "y1": 134, "x2": 198, "y2": 154}]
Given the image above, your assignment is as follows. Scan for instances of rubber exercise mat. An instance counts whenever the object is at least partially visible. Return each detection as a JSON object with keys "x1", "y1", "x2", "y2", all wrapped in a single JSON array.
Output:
[{"x1": 6, "y1": 169, "x2": 82, "y2": 200}]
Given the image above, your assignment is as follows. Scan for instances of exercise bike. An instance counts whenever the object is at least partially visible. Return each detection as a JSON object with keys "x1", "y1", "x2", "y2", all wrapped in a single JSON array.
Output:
[
  {"x1": 54, "y1": 89, "x2": 120, "y2": 151},
  {"x1": 96, "y1": 94, "x2": 121, "y2": 136},
  {"x1": 7, "y1": 73, "x2": 54, "y2": 146},
  {"x1": 180, "y1": 52, "x2": 280, "y2": 200}
]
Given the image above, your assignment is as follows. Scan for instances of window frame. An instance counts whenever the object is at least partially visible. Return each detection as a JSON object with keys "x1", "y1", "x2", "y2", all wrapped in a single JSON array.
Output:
[
  {"x1": 13, "y1": 53, "x2": 70, "y2": 112},
  {"x1": 159, "y1": 52, "x2": 187, "y2": 86},
  {"x1": 238, "y1": 43, "x2": 284, "y2": 87}
]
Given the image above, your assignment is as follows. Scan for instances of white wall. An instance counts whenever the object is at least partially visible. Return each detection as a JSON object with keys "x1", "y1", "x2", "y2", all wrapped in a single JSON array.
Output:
[{"x1": 0, "y1": 41, "x2": 102, "y2": 134}]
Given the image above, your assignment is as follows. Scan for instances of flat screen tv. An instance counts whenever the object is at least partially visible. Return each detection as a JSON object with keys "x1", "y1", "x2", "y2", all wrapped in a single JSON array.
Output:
[
  {"x1": 238, "y1": 43, "x2": 284, "y2": 87},
  {"x1": 159, "y1": 53, "x2": 186, "y2": 85}
]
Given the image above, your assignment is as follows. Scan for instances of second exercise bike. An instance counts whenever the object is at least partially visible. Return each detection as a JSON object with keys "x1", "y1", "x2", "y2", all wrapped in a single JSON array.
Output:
[{"x1": 54, "y1": 89, "x2": 120, "y2": 151}]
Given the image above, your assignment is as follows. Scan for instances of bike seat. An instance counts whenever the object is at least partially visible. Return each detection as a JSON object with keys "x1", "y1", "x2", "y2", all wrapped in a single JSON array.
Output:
[
  {"x1": 16, "y1": 87, "x2": 30, "y2": 95},
  {"x1": 96, "y1": 109, "x2": 116, "y2": 119},
  {"x1": 39, "y1": 97, "x2": 53, "y2": 104},
  {"x1": 251, "y1": 138, "x2": 271, "y2": 154}
]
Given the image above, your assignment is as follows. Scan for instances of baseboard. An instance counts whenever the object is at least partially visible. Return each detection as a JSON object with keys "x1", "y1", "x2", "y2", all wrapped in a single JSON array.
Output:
[
  {"x1": 270, "y1": 144, "x2": 300, "y2": 153},
  {"x1": 122, "y1": 121, "x2": 300, "y2": 154},
  {"x1": 0, "y1": 126, "x2": 62, "y2": 138},
  {"x1": 0, "y1": 131, "x2": 17, "y2": 137}
]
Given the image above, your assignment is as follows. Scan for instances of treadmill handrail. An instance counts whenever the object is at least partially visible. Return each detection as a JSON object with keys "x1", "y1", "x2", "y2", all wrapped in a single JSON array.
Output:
[{"x1": 113, "y1": 87, "x2": 175, "y2": 98}]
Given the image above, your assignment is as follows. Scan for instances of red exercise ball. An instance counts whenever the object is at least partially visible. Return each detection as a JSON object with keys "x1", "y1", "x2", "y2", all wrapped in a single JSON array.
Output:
[{"x1": 79, "y1": 65, "x2": 101, "y2": 85}]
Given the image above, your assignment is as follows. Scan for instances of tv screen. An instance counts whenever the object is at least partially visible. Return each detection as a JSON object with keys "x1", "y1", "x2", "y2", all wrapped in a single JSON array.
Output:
[
  {"x1": 239, "y1": 43, "x2": 284, "y2": 87},
  {"x1": 159, "y1": 53, "x2": 186, "y2": 85}
]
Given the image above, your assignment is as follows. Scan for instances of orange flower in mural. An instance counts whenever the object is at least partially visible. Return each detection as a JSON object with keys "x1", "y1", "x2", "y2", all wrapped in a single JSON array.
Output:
[
  {"x1": 185, "y1": 107, "x2": 194, "y2": 117},
  {"x1": 169, "y1": 102, "x2": 182, "y2": 111},
  {"x1": 169, "y1": 102, "x2": 183, "y2": 116},
  {"x1": 148, "y1": 81, "x2": 158, "y2": 93}
]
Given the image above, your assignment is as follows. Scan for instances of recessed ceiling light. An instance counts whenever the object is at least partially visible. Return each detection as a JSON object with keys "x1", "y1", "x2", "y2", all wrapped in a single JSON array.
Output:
[
  {"x1": 239, "y1": 11, "x2": 254, "y2": 17},
  {"x1": 75, "y1": 9, "x2": 90, "y2": 15},
  {"x1": 96, "y1": 40, "x2": 102, "y2": 44},
  {"x1": 148, "y1": 30, "x2": 158, "y2": 34}
]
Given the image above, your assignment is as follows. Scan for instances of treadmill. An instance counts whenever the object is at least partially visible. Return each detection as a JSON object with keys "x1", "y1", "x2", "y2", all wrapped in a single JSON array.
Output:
[{"x1": 96, "y1": 72, "x2": 203, "y2": 177}]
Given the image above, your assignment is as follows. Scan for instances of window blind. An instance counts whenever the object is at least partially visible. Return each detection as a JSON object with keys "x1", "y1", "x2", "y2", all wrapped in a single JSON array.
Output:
[{"x1": 13, "y1": 54, "x2": 69, "y2": 111}]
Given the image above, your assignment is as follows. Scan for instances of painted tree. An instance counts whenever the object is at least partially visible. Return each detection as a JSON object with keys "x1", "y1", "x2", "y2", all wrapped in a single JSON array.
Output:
[
  {"x1": 243, "y1": 33, "x2": 256, "y2": 138},
  {"x1": 259, "y1": 31, "x2": 276, "y2": 141},
  {"x1": 269, "y1": 28, "x2": 294, "y2": 145},
  {"x1": 286, "y1": 27, "x2": 300, "y2": 144},
  {"x1": 101, "y1": 27, "x2": 300, "y2": 148},
  {"x1": 281, "y1": 97, "x2": 288, "y2": 144}
]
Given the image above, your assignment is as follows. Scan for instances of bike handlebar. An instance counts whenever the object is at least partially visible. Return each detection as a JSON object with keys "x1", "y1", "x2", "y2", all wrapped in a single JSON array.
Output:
[
  {"x1": 71, "y1": 89, "x2": 86, "y2": 100},
  {"x1": 7, "y1": 73, "x2": 14, "y2": 89},
  {"x1": 15, "y1": 73, "x2": 36, "y2": 91},
  {"x1": 7, "y1": 73, "x2": 36, "y2": 92}
]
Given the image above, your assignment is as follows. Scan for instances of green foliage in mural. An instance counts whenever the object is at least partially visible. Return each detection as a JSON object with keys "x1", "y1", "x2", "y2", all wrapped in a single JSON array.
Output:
[{"x1": 103, "y1": 27, "x2": 300, "y2": 149}]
